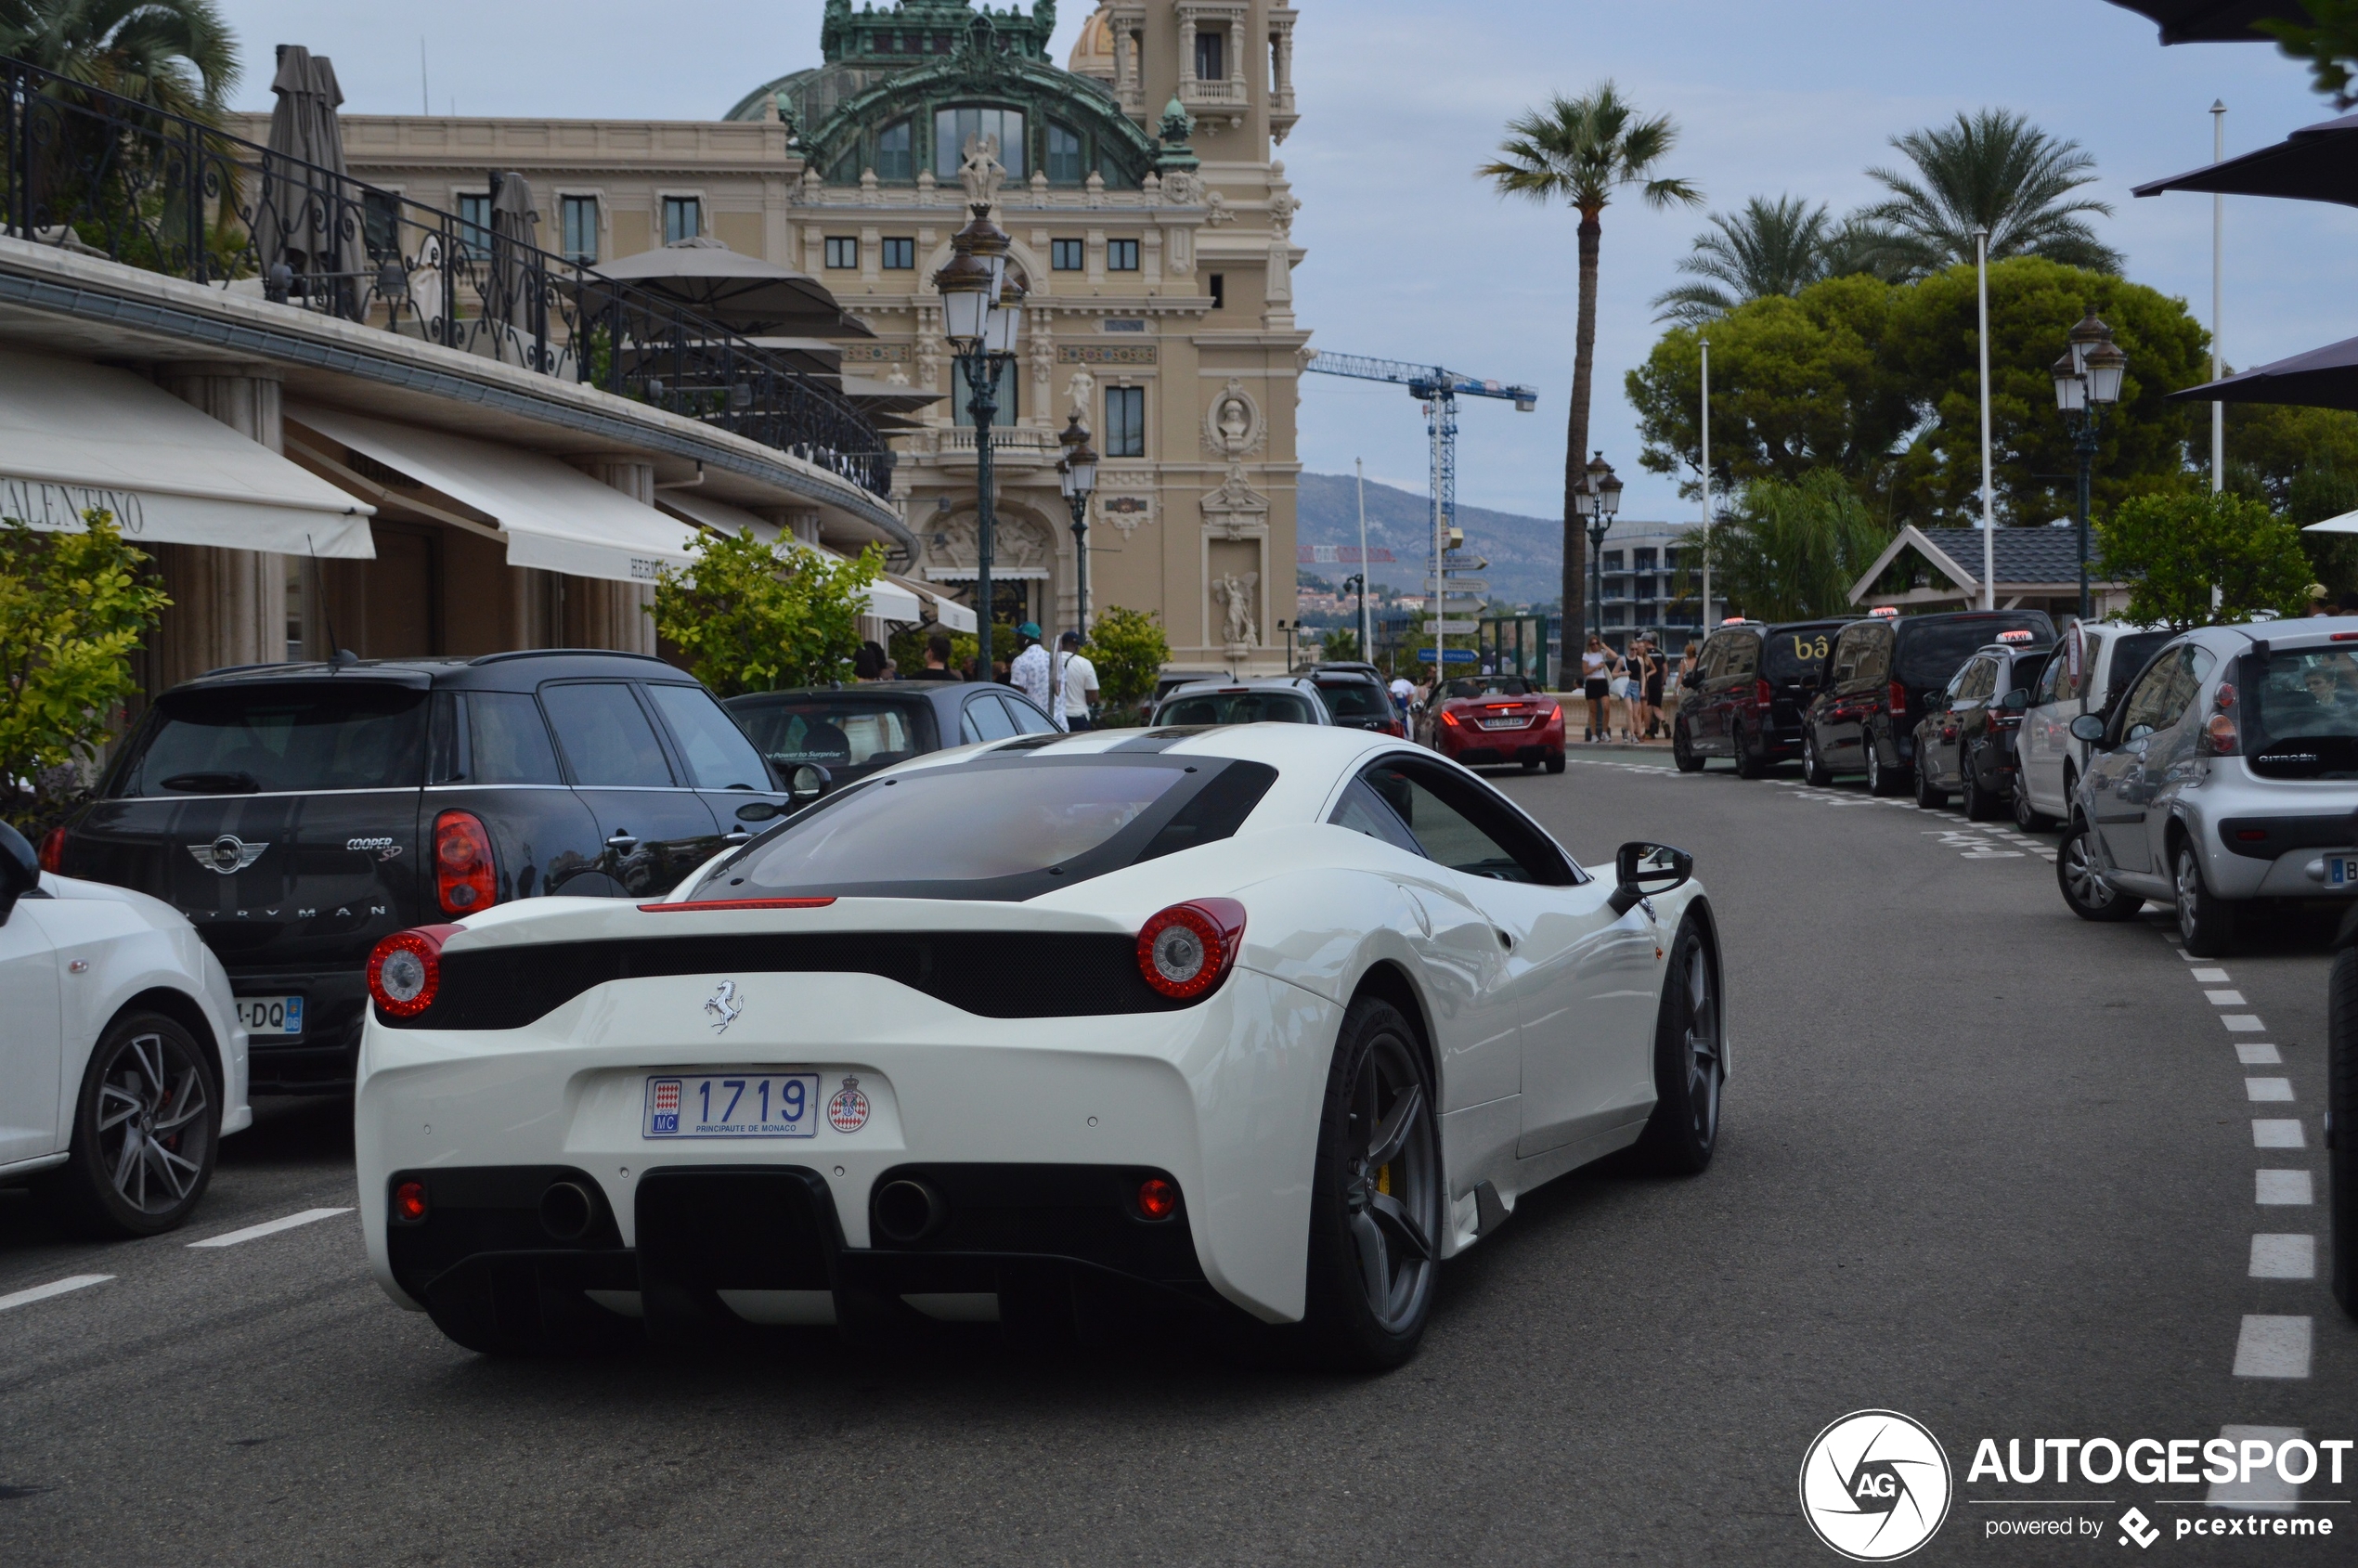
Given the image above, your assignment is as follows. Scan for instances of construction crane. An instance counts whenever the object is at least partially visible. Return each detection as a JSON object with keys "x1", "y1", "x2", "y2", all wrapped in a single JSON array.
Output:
[{"x1": 1302, "y1": 351, "x2": 1538, "y2": 659}]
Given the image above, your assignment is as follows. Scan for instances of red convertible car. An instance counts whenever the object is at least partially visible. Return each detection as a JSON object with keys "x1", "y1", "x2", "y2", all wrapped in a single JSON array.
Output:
[{"x1": 1430, "y1": 676, "x2": 1566, "y2": 772}]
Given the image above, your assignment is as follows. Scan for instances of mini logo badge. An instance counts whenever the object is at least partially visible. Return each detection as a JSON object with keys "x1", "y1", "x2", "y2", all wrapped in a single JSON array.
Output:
[
  {"x1": 1798, "y1": 1409, "x2": 1952, "y2": 1562},
  {"x1": 828, "y1": 1076, "x2": 870, "y2": 1133},
  {"x1": 2118, "y1": 1508, "x2": 2159, "y2": 1549},
  {"x1": 703, "y1": 980, "x2": 743, "y2": 1033},
  {"x1": 186, "y1": 836, "x2": 266, "y2": 875}
]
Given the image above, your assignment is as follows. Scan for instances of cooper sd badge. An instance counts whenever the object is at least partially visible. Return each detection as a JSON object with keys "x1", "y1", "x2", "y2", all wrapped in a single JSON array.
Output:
[{"x1": 827, "y1": 1076, "x2": 870, "y2": 1133}]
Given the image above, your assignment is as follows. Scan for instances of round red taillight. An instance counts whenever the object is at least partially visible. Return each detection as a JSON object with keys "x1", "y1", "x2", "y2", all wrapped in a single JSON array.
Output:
[
  {"x1": 392, "y1": 1180, "x2": 429, "y2": 1225},
  {"x1": 1136, "y1": 1177, "x2": 1178, "y2": 1221},
  {"x1": 368, "y1": 927, "x2": 459, "y2": 1018},
  {"x1": 1135, "y1": 899, "x2": 1247, "y2": 1001}
]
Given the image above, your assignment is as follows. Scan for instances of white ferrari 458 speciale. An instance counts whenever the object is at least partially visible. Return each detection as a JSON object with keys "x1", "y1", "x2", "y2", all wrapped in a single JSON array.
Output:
[{"x1": 356, "y1": 724, "x2": 1724, "y2": 1367}]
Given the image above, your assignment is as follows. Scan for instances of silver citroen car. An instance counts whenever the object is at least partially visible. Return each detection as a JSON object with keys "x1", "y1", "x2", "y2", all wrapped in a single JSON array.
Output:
[{"x1": 2056, "y1": 619, "x2": 2358, "y2": 955}]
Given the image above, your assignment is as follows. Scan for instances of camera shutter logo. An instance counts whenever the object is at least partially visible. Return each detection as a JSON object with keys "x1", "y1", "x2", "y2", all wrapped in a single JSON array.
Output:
[{"x1": 1798, "y1": 1409, "x2": 1953, "y2": 1562}]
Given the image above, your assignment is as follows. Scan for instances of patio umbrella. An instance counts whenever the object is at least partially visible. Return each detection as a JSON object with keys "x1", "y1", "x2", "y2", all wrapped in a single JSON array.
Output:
[
  {"x1": 2169, "y1": 331, "x2": 2358, "y2": 411},
  {"x1": 2103, "y1": 0, "x2": 2309, "y2": 42},
  {"x1": 253, "y1": 45, "x2": 366, "y2": 318},
  {"x1": 583, "y1": 237, "x2": 873, "y2": 337},
  {"x1": 486, "y1": 170, "x2": 540, "y2": 343},
  {"x1": 2133, "y1": 110, "x2": 2358, "y2": 207}
]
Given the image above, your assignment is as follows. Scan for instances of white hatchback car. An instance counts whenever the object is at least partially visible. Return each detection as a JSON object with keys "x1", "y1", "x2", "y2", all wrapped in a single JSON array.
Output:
[
  {"x1": 2015, "y1": 620, "x2": 2176, "y2": 829},
  {"x1": 1, "y1": 823, "x2": 248, "y2": 1235}
]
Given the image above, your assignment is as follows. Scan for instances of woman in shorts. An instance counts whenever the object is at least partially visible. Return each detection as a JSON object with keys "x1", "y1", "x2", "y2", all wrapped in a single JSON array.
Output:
[{"x1": 1580, "y1": 633, "x2": 1612, "y2": 743}]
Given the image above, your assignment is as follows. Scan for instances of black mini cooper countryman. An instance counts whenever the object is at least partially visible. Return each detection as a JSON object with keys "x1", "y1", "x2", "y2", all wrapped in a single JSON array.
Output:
[{"x1": 47, "y1": 651, "x2": 795, "y2": 1093}]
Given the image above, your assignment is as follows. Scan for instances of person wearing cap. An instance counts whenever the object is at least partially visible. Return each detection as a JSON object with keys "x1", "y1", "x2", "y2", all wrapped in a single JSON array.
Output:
[
  {"x1": 1056, "y1": 630, "x2": 1100, "y2": 730},
  {"x1": 1008, "y1": 623, "x2": 1067, "y2": 730}
]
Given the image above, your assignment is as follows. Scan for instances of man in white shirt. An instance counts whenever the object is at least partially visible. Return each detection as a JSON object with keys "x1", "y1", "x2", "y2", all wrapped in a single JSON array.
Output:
[
  {"x1": 1057, "y1": 631, "x2": 1101, "y2": 730},
  {"x1": 1389, "y1": 674, "x2": 1413, "y2": 709},
  {"x1": 1008, "y1": 623, "x2": 1067, "y2": 730}
]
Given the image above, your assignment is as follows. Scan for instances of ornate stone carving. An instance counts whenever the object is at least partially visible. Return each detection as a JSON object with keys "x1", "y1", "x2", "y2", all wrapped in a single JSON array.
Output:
[
  {"x1": 1267, "y1": 188, "x2": 1300, "y2": 240},
  {"x1": 1065, "y1": 365, "x2": 1096, "y2": 420},
  {"x1": 1199, "y1": 462, "x2": 1270, "y2": 539},
  {"x1": 1202, "y1": 378, "x2": 1265, "y2": 459},
  {"x1": 1211, "y1": 571, "x2": 1260, "y2": 646},
  {"x1": 957, "y1": 133, "x2": 1006, "y2": 207},
  {"x1": 1028, "y1": 312, "x2": 1056, "y2": 421},
  {"x1": 1203, "y1": 188, "x2": 1235, "y2": 226},
  {"x1": 1100, "y1": 494, "x2": 1151, "y2": 539},
  {"x1": 926, "y1": 509, "x2": 1054, "y2": 572}
]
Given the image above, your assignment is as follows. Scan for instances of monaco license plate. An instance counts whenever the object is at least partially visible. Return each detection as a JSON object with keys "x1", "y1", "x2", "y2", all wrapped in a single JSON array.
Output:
[
  {"x1": 2329, "y1": 857, "x2": 2358, "y2": 889},
  {"x1": 1478, "y1": 717, "x2": 1529, "y2": 730},
  {"x1": 234, "y1": 995, "x2": 304, "y2": 1036},
  {"x1": 642, "y1": 1073, "x2": 821, "y2": 1138}
]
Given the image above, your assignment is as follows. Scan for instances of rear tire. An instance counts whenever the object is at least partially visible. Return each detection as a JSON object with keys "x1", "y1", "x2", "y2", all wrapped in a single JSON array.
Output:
[
  {"x1": 1961, "y1": 744, "x2": 2000, "y2": 821},
  {"x1": 1672, "y1": 720, "x2": 1704, "y2": 772},
  {"x1": 1913, "y1": 744, "x2": 1948, "y2": 809},
  {"x1": 1544, "y1": 753, "x2": 1565, "y2": 775},
  {"x1": 1629, "y1": 914, "x2": 1724, "y2": 1175},
  {"x1": 45, "y1": 1012, "x2": 220, "y2": 1238},
  {"x1": 2013, "y1": 772, "x2": 2052, "y2": 830},
  {"x1": 1802, "y1": 730, "x2": 1834, "y2": 787},
  {"x1": 2329, "y1": 946, "x2": 2357, "y2": 1319},
  {"x1": 1865, "y1": 736, "x2": 1902, "y2": 797},
  {"x1": 1296, "y1": 997, "x2": 1442, "y2": 1370},
  {"x1": 1734, "y1": 722, "x2": 1767, "y2": 780},
  {"x1": 2057, "y1": 819, "x2": 2141, "y2": 922},
  {"x1": 2175, "y1": 844, "x2": 2239, "y2": 957}
]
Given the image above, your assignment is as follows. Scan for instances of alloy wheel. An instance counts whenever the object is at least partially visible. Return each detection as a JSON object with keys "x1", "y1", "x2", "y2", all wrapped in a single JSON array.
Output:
[
  {"x1": 2063, "y1": 830, "x2": 2114, "y2": 911},
  {"x1": 2177, "y1": 850, "x2": 2203, "y2": 944},
  {"x1": 1677, "y1": 927, "x2": 1722, "y2": 1148},
  {"x1": 1341, "y1": 1028, "x2": 1439, "y2": 1335},
  {"x1": 93, "y1": 1030, "x2": 212, "y2": 1216},
  {"x1": 1865, "y1": 745, "x2": 1882, "y2": 793}
]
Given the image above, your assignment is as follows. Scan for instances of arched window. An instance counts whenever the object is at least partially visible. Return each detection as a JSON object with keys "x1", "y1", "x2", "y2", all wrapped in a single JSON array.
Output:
[
  {"x1": 877, "y1": 119, "x2": 913, "y2": 182},
  {"x1": 1045, "y1": 123, "x2": 1084, "y2": 185},
  {"x1": 934, "y1": 107, "x2": 1027, "y2": 179}
]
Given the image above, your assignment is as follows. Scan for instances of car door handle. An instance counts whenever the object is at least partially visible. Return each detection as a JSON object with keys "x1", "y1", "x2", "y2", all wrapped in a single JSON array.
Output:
[
  {"x1": 605, "y1": 830, "x2": 640, "y2": 850},
  {"x1": 722, "y1": 830, "x2": 751, "y2": 844},
  {"x1": 1494, "y1": 927, "x2": 1514, "y2": 951}
]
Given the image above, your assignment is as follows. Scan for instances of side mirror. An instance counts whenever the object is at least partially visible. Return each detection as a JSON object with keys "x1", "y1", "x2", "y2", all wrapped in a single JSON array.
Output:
[
  {"x1": 734, "y1": 799, "x2": 783, "y2": 823},
  {"x1": 788, "y1": 764, "x2": 832, "y2": 803},
  {"x1": 1609, "y1": 840, "x2": 1693, "y2": 916},
  {"x1": 2068, "y1": 713, "x2": 2107, "y2": 745},
  {"x1": 2000, "y1": 688, "x2": 2029, "y2": 712},
  {"x1": 0, "y1": 821, "x2": 40, "y2": 924}
]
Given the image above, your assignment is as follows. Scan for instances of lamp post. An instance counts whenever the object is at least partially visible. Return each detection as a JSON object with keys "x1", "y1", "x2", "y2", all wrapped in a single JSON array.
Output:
[
  {"x1": 1342, "y1": 572, "x2": 1367, "y2": 656},
  {"x1": 1581, "y1": 451, "x2": 1624, "y2": 654},
  {"x1": 2050, "y1": 311, "x2": 2128, "y2": 621},
  {"x1": 1056, "y1": 411, "x2": 1099, "y2": 641},
  {"x1": 933, "y1": 202, "x2": 1021, "y2": 680}
]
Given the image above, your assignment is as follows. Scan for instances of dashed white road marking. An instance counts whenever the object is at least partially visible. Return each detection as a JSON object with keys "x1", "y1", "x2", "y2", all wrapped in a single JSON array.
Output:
[
  {"x1": 2191, "y1": 967, "x2": 2232, "y2": 983},
  {"x1": 2233, "y1": 1316, "x2": 2313, "y2": 1380},
  {"x1": 2257, "y1": 1171, "x2": 2315, "y2": 1206},
  {"x1": 2246, "y1": 1077, "x2": 2296, "y2": 1102},
  {"x1": 2222, "y1": 1015, "x2": 2267, "y2": 1032},
  {"x1": 0, "y1": 1274, "x2": 112, "y2": 1313},
  {"x1": 2205, "y1": 989, "x2": 2248, "y2": 1006},
  {"x1": 2253, "y1": 1120, "x2": 2306, "y2": 1148},
  {"x1": 186, "y1": 1207, "x2": 352, "y2": 1250},
  {"x1": 2207, "y1": 1425, "x2": 2305, "y2": 1509},
  {"x1": 2236, "y1": 1043, "x2": 2283, "y2": 1066},
  {"x1": 2249, "y1": 1236, "x2": 2317, "y2": 1280}
]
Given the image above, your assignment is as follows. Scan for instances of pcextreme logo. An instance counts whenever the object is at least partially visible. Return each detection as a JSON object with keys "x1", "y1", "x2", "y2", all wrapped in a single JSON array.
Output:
[{"x1": 1800, "y1": 1410, "x2": 1955, "y2": 1562}]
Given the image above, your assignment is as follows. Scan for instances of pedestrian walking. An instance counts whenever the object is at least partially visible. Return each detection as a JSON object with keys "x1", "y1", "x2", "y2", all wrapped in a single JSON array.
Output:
[
  {"x1": 909, "y1": 632, "x2": 960, "y2": 681},
  {"x1": 1581, "y1": 633, "x2": 1612, "y2": 743},
  {"x1": 1641, "y1": 639, "x2": 1667, "y2": 740},
  {"x1": 1056, "y1": 631, "x2": 1099, "y2": 731},
  {"x1": 1007, "y1": 623, "x2": 1066, "y2": 729}
]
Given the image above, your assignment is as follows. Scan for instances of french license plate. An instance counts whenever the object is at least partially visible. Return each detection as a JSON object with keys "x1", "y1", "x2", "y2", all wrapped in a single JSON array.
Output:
[
  {"x1": 235, "y1": 995, "x2": 304, "y2": 1035},
  {"x1": 1478, "y1": 717, "x2": 1529, "y2": 730},
  {"x1": 642, "y1": 1073, "x2": 821, "y2": 1138},
  {"x1": 2330, "y1": 857, "x2": 2358, "y2": 889}
]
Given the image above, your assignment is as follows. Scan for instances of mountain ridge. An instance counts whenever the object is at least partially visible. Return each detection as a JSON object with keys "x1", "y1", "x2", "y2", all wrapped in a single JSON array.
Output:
[{"x1": 1294, "y1": 472, "x2": 1571, "y2": 608}]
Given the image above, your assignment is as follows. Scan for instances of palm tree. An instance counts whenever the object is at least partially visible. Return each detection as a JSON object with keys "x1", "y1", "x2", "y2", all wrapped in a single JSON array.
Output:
[
  {"x1": 1480, "y1": 83, "x2": 1701, "y2": 654},
  {"x1": 1861, "y1": 108, "x2": 2120, "y2": 279},
  {"x1": 0, "y1": 0, "x2": 240, "y2": 120},
  {"x1": 1652, "y1": 195, "x2": 1835, "y2": 325}
]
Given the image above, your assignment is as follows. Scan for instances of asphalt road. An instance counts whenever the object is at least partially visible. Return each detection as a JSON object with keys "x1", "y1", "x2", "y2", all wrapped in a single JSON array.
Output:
[{"x1": 3, "y1": 745, "x2": 2352, "y2": 1566}]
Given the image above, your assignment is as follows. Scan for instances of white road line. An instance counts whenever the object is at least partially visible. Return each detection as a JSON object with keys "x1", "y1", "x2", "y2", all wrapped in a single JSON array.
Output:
[
  {"x1": 2246, "y1": 1077, "x2": 2296, "y2": 1102},
  {"x1": 2176, "y1": 946, "x2": 2196, "y2": 961},
  {"x1": 2233, "y1": 1316, "x2": 2313, "y2": 1380},
  {"x1": 186, "y1": 1207, "x2": 352, "y2": 1250},
  {"x1": 2257, "y1": 1171, "x2": 2315, "y2": 1206},
  {"x1": 2208, "y1": 1425, "x2": 2305, "y2": 1510},
  {"x1": 2205, "y1": 989, "x2": 2248, "y2": 1006},
  {"x1": 2222, "y1": 1015, "x2": 2266, "y2": 1032},
  {"x1": 2250, "y1": 1236, "x2": 2317, "y2": 1280},
  {"x1": 2237, "y1": 1043, "x2": 2283, "y2": 1066},
  {"x1": 2191, "y1": 967, "x2": 2231, "y2": 983},
  {"x1": 0, "y1": 1274, "x2": 112, "y2": 1313},
  {"x1": 2253, "y1": 1120, "x2": 2306, "y2": 1148}
]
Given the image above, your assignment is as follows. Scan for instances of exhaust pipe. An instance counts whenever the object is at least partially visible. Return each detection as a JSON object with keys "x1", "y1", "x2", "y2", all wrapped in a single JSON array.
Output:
[
  {"x1": 538, "y1": 1179, "x2": 598, "y2": 1241},
  {"x1": 872, "y1": 1178, "x2": 948, "y2": 1244}
]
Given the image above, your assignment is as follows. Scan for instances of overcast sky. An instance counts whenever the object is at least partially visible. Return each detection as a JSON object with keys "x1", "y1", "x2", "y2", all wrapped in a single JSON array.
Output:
[{"x1": 218, "y1": 0, "x2": 2356, "y2": 526}]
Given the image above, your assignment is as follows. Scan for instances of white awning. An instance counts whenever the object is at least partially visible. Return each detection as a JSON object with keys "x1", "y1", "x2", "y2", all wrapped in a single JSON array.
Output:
[
  {"x1": 2304, "y1": 509, "x2": 2358, "y2": 534},
  {"x1": 654, "y1": 489, "x2": 927, "y2": 623},
  {"x1": 890, "y1": 571, "x2": 976, "y2": 633},
  {"x1": 287, "y1": 405, "x2": 698, "y2": 584},
  {"x1": 0, "y1": 348, "x2": 374, "y2": 556}
]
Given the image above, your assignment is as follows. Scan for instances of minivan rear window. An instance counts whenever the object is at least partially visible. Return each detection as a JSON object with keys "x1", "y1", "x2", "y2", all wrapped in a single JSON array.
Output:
[
  {"x1": 1896, "y1": 616, "x2": 2053, "y2": 688},
  {"x1": 123, "y1": 684, "x2": 426, "y2": 796},
  {"x1": 1764, "y1": 627, "x2": 1836, "y2": 683},
  {"x1": 2246, "y1": 648, "x2": 2358, "y2": 780}
]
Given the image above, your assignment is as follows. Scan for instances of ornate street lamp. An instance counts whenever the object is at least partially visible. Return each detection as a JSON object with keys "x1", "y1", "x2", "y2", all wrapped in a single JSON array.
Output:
[
  {"x1": 1056, "y1": 411, "x2": 1099, "y2": 640},
  {"x1": 1581, "y1": 451, "x2": 1624, "y2": 654},
  {"x1": 933, "y1": 203, "x2": 1021, "y2": 679},
  {"x1": 2051, "y1": 310, "x2": 2128, "y2": 620}
]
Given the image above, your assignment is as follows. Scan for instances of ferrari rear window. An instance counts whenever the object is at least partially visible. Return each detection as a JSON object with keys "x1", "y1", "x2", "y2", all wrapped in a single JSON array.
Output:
[
  {"x1": 1158, "y1": 690, "x2": 1318, "y2": 725},
  {"x1": 698, "y1": 756, "x2": 1278, "y2": 901}
]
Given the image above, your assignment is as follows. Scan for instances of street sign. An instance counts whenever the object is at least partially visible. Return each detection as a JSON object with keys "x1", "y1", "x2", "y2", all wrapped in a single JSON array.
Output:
[
  {"x1": 1416, "y1": 648, "x2": 1481, "y2": 664},
  {"x1": 1422, "y1": 619, "x2": 1478, "y2": 634},
  {"x1": 1444, "y1": 558, "x2": 1490, "y2": 573},
  {"x1": 1425, "y1": 578, "x2": 1489, "y2": 595}
]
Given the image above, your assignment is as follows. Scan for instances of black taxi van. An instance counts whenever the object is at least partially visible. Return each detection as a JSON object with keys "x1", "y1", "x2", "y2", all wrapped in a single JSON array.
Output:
[
  {"x1": 1674, "y1": 617, "x2": 1853, "y2": 777},
  {"x1": 1800, "y1": 608, "x2": 2057, "y2": 796},
  {"x1": 46, "y1": 650, "x2": 794, "y2": 1093}
]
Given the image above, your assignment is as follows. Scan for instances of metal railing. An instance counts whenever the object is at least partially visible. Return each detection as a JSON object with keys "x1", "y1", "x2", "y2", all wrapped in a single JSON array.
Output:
[{"x1": 0, "y1": 56, "x2": 892, "y2": 499}]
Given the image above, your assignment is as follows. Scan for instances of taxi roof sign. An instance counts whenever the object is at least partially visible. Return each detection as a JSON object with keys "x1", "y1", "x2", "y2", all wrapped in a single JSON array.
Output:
[{"x1": 1997, "y1": 629, "x2": 2036, "y2": 642}]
